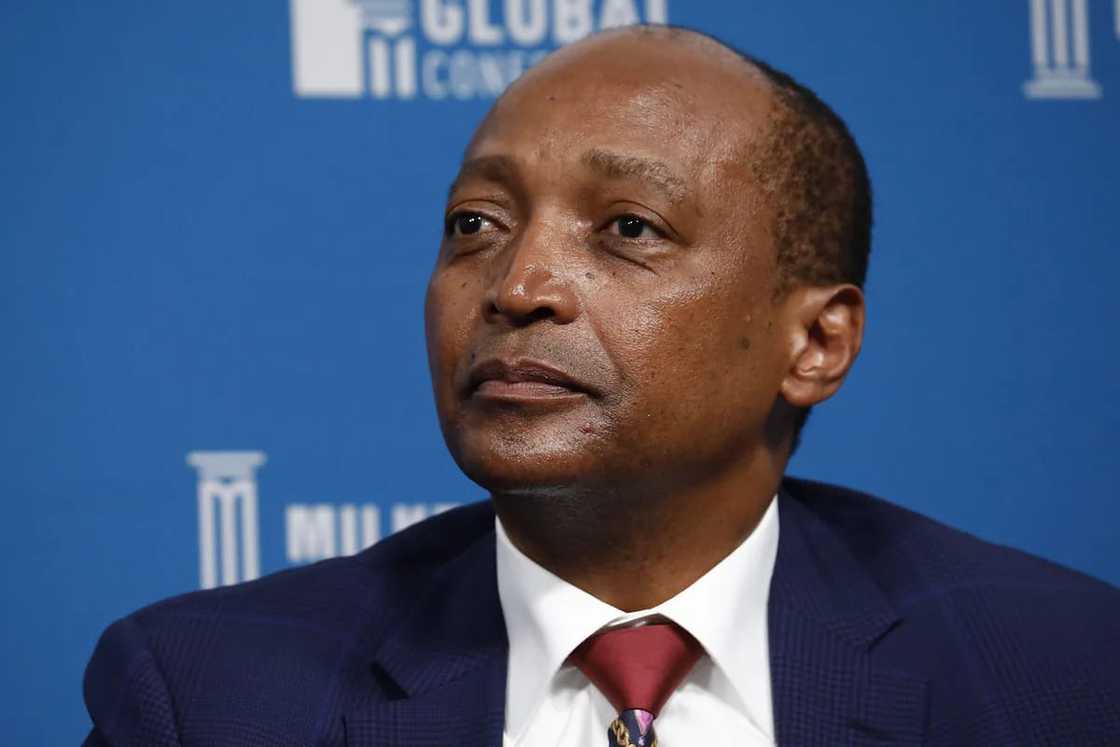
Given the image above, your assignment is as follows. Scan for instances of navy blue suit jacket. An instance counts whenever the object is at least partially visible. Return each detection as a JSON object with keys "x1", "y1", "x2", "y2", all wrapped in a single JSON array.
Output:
[{"x1": 84, "y1": 478, "x2": 1120, "y2": 745}]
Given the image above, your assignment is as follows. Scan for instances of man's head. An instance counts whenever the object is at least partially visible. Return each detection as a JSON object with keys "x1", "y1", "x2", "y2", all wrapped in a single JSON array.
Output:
[{"x1": 425, "y1": 26, "x2": 869, "y2": 499}]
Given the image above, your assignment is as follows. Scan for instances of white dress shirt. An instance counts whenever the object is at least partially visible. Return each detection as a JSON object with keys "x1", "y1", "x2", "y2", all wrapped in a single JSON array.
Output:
[{"x1": 496, "y1": 496, "x2": 780, "y2": 747}]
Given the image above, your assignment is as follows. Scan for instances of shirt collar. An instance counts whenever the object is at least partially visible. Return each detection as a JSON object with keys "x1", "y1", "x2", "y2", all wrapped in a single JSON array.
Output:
[{"x1": 496, "y1": 496, "x2": 780, "y2": 739}]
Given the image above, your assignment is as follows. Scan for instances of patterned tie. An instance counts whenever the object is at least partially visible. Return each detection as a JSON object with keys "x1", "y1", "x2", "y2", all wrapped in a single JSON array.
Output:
[{"x1": 568, "y1": 621, "x2": 703, "y2": 747}]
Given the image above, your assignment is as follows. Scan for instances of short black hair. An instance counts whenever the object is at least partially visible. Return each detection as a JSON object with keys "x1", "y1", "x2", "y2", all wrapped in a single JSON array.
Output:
[{"x1": 742, "y1": 53, "x2": 873, "y2": 293}]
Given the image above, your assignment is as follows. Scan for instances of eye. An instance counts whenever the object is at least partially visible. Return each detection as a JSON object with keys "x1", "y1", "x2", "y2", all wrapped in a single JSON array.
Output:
[
  {"x1": 609, "y1": 214, "x2": 662, "y2": 240},
  {"x1": 444, "y1": 211, "x2": 493, "y2": 238}
]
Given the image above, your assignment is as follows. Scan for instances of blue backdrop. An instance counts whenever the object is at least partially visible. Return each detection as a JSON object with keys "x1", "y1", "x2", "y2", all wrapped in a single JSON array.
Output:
[{"x1": 3, "y1": 1, "x2": 1118, "y2": 743}]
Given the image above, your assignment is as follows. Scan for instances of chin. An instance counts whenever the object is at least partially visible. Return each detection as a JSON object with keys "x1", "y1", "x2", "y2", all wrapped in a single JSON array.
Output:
[
  {"x1": 449, "y1": 432, "x2": 604, "y2": 497},
  {"x1": 441, "y1": 400, "x2": 617, "y2": 493}
]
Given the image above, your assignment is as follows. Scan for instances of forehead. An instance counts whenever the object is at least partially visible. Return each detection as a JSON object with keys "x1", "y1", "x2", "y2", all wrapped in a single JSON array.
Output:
[{"x1": 464, "y1": 34, "x2": 775, "y2": 180}]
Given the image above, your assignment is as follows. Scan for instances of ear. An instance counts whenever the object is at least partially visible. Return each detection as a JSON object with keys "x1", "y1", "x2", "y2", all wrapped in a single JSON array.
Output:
[{"x1": 779, "y1": 284, "x2": 865, "y2": 409}]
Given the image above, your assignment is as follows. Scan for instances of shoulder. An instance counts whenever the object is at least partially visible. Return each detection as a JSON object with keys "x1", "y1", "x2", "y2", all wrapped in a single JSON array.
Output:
[
  {"x1": 782, "y1": 476, "x2": 1118, "y2": 603},
  {"x1": 119, "y1": 498, "x2": 495, "y2": 640},
  {"x1": 84, "y1": 500, "x2": 496, "y2": 744},
  {"x1": 783, "y1": 477, "x2": 1120, "y2": 741}
]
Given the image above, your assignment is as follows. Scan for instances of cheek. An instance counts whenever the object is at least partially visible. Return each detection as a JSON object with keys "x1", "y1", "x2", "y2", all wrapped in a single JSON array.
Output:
[
  {"x1": 425, "y1": 273, "x2": 480, "y2": 392},
  {"x1": 597, "y1": 268, "x2": 776, "y2": 428}
]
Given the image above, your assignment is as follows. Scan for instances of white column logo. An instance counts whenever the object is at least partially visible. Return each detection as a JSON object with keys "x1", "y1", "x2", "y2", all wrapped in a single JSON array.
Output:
[
  {"x1": 291, "y1": 0, "x2": 416, "y2": 98},
  {"x1": 1024, "y1": 0, "x2": 1102, "y2": 99},
  {"x1": 187, "y1": 451, "x2": 266, "y2": 589}
]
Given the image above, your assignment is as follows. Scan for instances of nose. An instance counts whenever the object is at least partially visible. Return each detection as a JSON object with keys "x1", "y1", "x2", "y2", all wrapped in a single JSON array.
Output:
[{"x1": 484, "y1": 223, "x2": 580, "y2": 326}]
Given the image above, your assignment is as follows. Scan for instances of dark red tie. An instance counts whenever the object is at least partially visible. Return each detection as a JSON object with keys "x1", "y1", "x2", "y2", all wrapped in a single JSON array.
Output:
[{"x1": 568, "y1": 621, "x2": 703, "y2": 747}]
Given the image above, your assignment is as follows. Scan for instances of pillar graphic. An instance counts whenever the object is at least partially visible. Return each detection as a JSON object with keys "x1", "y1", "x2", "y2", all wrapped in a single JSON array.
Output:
[
  {"x1": 354, "y1": 0, "x2": 417, "y2": 98},
  {"x1": 187, "y1": 451, "x2": 266, "y2": 589},
  {"x1": 1024, "y1": 0, "x2": 1102, "y2": 99}
]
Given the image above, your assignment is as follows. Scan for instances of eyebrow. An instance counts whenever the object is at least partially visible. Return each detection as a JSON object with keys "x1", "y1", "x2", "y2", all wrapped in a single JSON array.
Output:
[
  {"x1": 581, "y1": 148, "x2": 687, "y2": 203},
  {"x1": 447, "y1": 155, "x2": 517, "y2": 200},
  {"x1": 446, "y1": 149, "x2": 689, "y2": 203}
]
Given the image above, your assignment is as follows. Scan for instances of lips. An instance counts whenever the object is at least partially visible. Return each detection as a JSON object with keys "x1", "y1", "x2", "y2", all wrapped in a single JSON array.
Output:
[{"x1": 467, "y1": 359, "x2": 595, "y2": 401}]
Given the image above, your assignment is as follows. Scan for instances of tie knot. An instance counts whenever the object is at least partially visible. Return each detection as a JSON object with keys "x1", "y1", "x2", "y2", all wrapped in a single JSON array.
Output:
[{"x1": 568, "y1": 621, "x2": 703, "y2": 717}]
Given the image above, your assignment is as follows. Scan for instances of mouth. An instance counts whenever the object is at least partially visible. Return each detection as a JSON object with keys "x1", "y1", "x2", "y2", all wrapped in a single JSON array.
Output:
[{"x1": 467, "y1": 359, "x2": 595, "y2": 403}]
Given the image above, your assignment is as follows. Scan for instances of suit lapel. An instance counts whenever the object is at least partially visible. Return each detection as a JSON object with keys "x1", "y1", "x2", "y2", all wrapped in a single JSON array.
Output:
[
  {"x1": 345, "y1": 530, "x2": 508, "y2": 747},
  {"x1": 344, "y1": 670, "x2": 506, "y2": 747},
  {"x1": 769, "y1": 486, "x2": 927, "y2": 746}
]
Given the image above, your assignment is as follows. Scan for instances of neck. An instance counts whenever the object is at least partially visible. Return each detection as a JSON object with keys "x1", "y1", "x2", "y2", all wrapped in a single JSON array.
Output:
[{"x1": 492, "y1": 452, "x2": 784, "y2": 612}]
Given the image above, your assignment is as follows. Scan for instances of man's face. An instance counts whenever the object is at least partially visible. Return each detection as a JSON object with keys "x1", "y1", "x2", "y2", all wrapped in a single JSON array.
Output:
[{"x1": 425, "y1": 34, "x2": 791, "y2": 496}]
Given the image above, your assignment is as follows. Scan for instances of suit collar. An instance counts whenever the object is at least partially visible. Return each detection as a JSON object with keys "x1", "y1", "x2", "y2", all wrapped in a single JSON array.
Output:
[
  {"x1": 770, "y1": 482, "x2": 900, "y2": 647},
  {"x1": 768, "y1": 481, "x2": 927, "y2": 745},
  {"x1": 345, "y1": 524, "x2": 508, "y2": 746},
  {"x1": 345, "y1": 482, "x2": 929, "y2": 746}
]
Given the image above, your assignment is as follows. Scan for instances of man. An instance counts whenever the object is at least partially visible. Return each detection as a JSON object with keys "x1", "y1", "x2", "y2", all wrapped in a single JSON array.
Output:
[{"x1": 83, "y1": 26, "x2": 1119, "y2": 746}]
